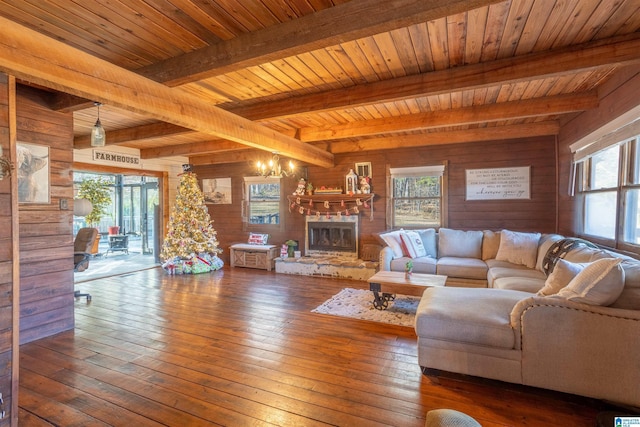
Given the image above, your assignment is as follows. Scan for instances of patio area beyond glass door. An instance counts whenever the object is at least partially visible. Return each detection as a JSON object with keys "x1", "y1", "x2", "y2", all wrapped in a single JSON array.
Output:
[{"x1": 122, "y1": 176, "x2": 159, "y2": 255}]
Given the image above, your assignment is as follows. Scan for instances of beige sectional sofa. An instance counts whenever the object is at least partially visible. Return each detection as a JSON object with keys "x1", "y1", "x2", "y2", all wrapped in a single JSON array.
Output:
[{"x1": 378, "y1": 228, "x2": 640, "y2": 408}]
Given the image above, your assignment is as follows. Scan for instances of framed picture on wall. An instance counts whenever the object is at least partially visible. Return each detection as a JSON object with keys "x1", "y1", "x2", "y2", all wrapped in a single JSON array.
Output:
[
  {"x1": 202, "y1": 177, "x2": 232, "y2": 204},
  {"x1": 17, "y1": 141, "x2": 50, "y2": 204},
  {"x1": 355, "y1": 162, "x2": 372, "y2": 178}
]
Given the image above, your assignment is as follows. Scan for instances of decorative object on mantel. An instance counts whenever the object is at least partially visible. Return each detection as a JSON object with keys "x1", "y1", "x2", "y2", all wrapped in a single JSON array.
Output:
[
  {"x1": 314, "y1": 186, "x2": 343, "y2": 194},
  {"x1": 360, "y1": 176, "x2": 371, "y2": 193},
  {"x1": 287, "y1": 193, "x2": 375, "y2": 220},
  {"x1": 90, "y1": 102, "x2": 106, "y2": 147},
  {"x1": 292, "y1": 177, "x2": 306, "y2": 195},
  {"x1": 345, "y1": 168, "x2": 358, "y2": 195},
  {"x1": 0, "y1": 145, "x2": 14, "y2": 180},
  {"x1": 256, "y1": 152, "x2": 294, "y2": 178}
]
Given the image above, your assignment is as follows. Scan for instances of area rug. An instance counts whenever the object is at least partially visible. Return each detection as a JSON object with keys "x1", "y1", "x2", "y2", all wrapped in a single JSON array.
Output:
[{"x1": 312, "y1": 288, "x2": 420, "y2": 327}]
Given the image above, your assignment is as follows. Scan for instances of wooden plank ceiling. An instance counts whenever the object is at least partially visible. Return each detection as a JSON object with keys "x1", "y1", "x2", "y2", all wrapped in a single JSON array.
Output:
[{"x1": 0, "y1": 0, "x2": 639, "y2": 167}]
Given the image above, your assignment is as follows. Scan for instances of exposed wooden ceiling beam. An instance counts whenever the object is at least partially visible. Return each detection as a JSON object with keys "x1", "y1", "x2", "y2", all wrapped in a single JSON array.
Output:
[
  {"x1": 101, "y1": 88, "x2": 598, "y2": 157},
  {"x1": 0, "y1": 16, "x2": 333, "y2": 168},
  {"x1": 137, "y1": 0, "x2": 503, "y2": 86},
  {"x1": 299, "y1": 92, "x2": 598, "y2": 142},
  {"x1": 188, "y1": 149, "x2": 268, "y2": 166},
  {"x1": 74, "y1": 122, "x2": 192, "y2": 149},
  {"x1": 133, "y1": 91, "x2": 595, "y2": 159},
  {"x1": 70, "y1": 33, "x2": 637, "y2": 156},
  {"x1": 321, "y1": 121, "x2": 561, "y2": 153},
  {"x1": 232, "y1": 33, "x2": 640, "y2": 121},
  {"x1": 48, "y1": 93, "x2": 95, "y2": 113},
  {"x1": 140, "y1": 139, "x2": 249, "y2": 159}
]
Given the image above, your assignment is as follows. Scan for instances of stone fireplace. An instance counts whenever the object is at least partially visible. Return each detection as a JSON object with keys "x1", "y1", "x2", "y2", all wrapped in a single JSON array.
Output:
[
  {"x1": 275, "y1": 215, "x2": 376, "y2": 280},
  {"x1": 305, "y1": 215, "x2": 358, "y2": 258}
]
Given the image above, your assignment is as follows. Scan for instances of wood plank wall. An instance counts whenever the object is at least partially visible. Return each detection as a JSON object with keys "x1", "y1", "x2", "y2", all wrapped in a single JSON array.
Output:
[
  {"x1": 16, "y1": 85, "x2": 75, "y2": 345},
  {"x1": 194, "y1": 136, "x2": 557, "y2": 263},
  {"x1": 0, "y1": 73, "x2": 14, "y2": 425}
]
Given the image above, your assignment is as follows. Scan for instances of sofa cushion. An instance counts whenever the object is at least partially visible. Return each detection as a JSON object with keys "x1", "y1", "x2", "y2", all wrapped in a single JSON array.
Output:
[
  {"x1": 495, "y1": 230, "x2": 541, "y2": 269},
  {"x1": 400, "y1": 230, "x2": 427, "y2": 258},
  {"x1": 438, "y1": 228, "x2": 483, "y2": 258},
  {"x1": 492, "y1": 276, "x2": 545, "y2": 293},
  {"x1": 418, "y1": 228, "x2": 438, "y2": 258},
  {"x1": 437, "y1": 257, "x2": 487, "y2": 280},
  {"x1": 485, "y1": 259, "x2": 532, "y2": 270},
  {"x1": 415, "y1": 287, "x2": 530, "y2": 349},
  {"x1": 487, "y1": 265, "x2": 545, "y2": 287},
  {"x1": 554, "y1": 258, "x2": 625, "y2": 306},
  {"x1": 390, "y1": 256, "x2": 436, "y2": 274},
  {"x1": 482, "y1": 230, "x2": 501, "y2": 260},
  {"x1": 379, "y1": 230, "x2": 405, "y2": 258},
  {"x1": 537, "y1": 259, "x2": 584, "y2": 296},
  {"x1": 612, "y1": 258, "x2": 640, "y2": 310},
  {"x1": 563, "y1": 246, "x2": 612, "y2": 263}
]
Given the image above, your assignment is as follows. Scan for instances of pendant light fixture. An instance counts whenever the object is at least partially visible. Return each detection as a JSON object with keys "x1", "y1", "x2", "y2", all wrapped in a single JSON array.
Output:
[{"x1": 90, "y1": 102, "x2": 106, "y2": 147}]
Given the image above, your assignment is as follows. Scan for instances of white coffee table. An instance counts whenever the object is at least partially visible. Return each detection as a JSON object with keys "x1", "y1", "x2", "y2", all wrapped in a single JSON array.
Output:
[{"x1": 367, "y1": 270, "x2": 447, "y2": 310}]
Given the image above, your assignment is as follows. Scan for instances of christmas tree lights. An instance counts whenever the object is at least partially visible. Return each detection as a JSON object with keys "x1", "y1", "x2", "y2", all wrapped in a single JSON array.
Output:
[{"x1": 161, "y1": 166, "x2": 223, "y2": 274}]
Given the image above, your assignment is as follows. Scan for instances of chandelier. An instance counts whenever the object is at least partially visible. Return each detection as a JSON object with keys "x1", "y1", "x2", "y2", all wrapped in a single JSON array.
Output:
[{"x1": 256, "y1": 153, "x2": 295, "y2": 178}]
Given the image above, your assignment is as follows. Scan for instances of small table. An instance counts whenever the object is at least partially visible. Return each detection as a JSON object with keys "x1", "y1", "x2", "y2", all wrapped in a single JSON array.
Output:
[
  {"x1": 367, "y1": 271, "x2": 447, "y2": 310},
  {"x1": 106, "y1": 234, "x2": 129, "y2": 256},
  {"x1": 229, "y1": 243, "x2": 279, "y2": 271}
]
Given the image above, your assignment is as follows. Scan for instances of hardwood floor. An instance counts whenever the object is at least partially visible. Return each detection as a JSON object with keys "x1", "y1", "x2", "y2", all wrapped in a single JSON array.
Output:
[{"x1": 19, "y1": 267, "x2": 614, "y2": 426}]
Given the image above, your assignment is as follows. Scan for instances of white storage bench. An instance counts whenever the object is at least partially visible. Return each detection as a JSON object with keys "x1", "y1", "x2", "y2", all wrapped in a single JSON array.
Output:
[{"x1": 229, "y1": 243, "x2": 279, "y2": 271}]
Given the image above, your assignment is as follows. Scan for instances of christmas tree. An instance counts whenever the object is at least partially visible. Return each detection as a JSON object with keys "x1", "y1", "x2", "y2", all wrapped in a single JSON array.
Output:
[{"x1": 161, "y1": 165, "x2": 223, "y2": 274}]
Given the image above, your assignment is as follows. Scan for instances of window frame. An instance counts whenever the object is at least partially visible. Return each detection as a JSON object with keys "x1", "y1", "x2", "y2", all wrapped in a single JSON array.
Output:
[
  {"x1": 386, "y1": 163, "x2": 448, "y2": 230},
  {"x1": 242, "y1": 176, "x2": 286, "y2": 232},
  {"x1": 576, "y1": 136, "x2": 640, "y2": 254}
]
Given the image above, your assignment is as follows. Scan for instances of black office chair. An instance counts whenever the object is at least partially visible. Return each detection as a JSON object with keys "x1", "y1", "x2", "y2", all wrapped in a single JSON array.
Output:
[{"x1": 74, "y1": 227, "x2": 98, "y2": 301}]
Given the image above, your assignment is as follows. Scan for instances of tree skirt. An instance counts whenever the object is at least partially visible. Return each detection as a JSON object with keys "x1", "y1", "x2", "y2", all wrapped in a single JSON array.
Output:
[{"x1": 311, "y1": 288, "x2": 420, "y2": 327}]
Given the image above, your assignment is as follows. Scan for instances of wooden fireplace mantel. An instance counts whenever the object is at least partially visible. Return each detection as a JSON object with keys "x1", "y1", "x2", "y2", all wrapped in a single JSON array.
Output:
[{"x1": 287, "y1": 193, "x2": 375, "y2": 220}]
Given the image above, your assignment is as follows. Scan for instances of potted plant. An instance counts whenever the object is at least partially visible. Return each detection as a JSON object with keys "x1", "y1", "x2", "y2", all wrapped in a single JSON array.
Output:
[
  {"x1": 76, "y1": 176, "x2": 112, "y2": 253},
  {"x1": 405, "y1": 260, "x2": 413, "y2": 279}
]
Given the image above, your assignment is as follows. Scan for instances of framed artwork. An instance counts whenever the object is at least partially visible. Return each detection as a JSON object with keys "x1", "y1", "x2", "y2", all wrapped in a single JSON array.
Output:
[
  {"x1": 465, "y1": 166, "x2": 531, "y2": 200},
  {"x1": 17, "y1": 142, "x2": 50, "y2": 204},
  {"x1": 355, "y1": 162, "x2": 372, "y2": 178},
  {"x1": 202, "y1": 177, "x2": 232, "y2": 204}
]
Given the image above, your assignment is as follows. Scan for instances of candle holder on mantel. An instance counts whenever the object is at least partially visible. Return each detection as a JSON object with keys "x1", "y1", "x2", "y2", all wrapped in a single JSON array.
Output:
[{"x1": 345, "y1": 169, "x2": 358, "y2": 195}]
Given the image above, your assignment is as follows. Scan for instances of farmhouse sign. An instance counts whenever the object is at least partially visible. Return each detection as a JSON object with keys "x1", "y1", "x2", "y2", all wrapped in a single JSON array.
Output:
[
  {"x1": 465, "y1": 166, "x2": 530, "y2": 200},
  {"x1": 92, "y1": 149, "x2": 141, "y2": 167}
]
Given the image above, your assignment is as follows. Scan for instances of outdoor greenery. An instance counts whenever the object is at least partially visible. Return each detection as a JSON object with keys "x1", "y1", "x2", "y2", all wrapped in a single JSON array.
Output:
[
  {"x1": 248, "y1": 181, "x2": 281, "y2": 224},
  {"x1": 77, "y1": 176, "x2": 112, "y2": 227},
  {"x1": 393, "y1": 176, "x2": 441, "y2": 227}
]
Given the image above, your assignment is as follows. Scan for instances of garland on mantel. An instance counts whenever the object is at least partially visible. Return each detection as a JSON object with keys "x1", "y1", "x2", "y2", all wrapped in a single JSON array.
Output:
[{"x1": 288, "y1": 195, "x2": 373, "y2": 218}]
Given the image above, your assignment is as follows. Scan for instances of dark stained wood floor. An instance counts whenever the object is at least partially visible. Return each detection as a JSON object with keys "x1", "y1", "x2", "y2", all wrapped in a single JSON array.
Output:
[{"x1": 19, "y1": 266, "x2": 615, "y2": 426}]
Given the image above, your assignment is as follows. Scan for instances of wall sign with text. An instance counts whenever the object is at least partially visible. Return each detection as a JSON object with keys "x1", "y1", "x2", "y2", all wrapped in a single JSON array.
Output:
[
  {"x1": 93, "y1": 149, "x2": 141, "y2": 167},
  {"x1": 465, "y1": 166, "x2": 530, "y2": 200}
]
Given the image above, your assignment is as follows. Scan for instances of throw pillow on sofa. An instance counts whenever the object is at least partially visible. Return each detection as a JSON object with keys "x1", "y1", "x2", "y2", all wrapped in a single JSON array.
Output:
[
  {"x1": 554, "y1": 257, "x2": 625, "y2": 306},
  {"x1": 495, "y1": 229, "x2": 541, "y2": 268},
  {"x1": 418, "y1": 228, "x2": 437, "y2": 258},
  {"x1": 380, "y1": 230, "x2": 405, "y2": 258},
  {"x1": 482, "y1": 230, "x2": 501, "y2": 260},
  {"x1": 438, "y1": 228, "x2": 483, "y2": 258},
  {"x1": 400, "y1": 231, "x2": 427, "y2": 258},
  {"x1": 537, "y1": 259, "x2": 585, "y2": 296}
]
